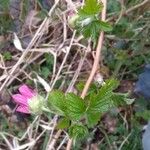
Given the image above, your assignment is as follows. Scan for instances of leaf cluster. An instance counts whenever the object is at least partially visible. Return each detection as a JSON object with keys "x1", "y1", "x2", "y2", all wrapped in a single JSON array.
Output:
[
  {"x1": 47, "y1": 79, "x2": 131, "y2": 140},
  {"x1": 75, "y1": 0, "x2": 112, "y2": 43}
]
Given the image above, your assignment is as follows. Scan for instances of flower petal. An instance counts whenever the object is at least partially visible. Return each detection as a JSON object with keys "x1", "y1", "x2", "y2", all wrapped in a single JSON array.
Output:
[
  {"x1": 16, "y1": 106, "x2": 30, "y2": 114},
  {"x1": 12, "y1": 94, "x2": 28, "y2": 106},
  {"x1": 19, "y1": 84, "x2": 35, "y2": 98}
]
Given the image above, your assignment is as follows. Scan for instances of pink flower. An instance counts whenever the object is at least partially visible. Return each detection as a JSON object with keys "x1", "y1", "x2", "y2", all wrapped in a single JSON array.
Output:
[{"x1": 12, "y1": 84, "x2": 36, "y2": 114}]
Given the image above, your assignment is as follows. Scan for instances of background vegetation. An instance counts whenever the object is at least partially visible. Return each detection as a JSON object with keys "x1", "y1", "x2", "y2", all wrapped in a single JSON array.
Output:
[{"x1": 0, "y1": 0, "x2": 150, "y2": 149}]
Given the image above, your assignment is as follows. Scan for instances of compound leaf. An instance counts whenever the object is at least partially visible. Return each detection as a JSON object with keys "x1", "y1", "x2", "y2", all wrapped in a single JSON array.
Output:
[
  {"x1": 78, "y1": 0, "x2": 103, "y2": 17},
  {"x1": 69, "y1": 124, "x2": 88, "y2": 139},
  {"x1": 48, "y1": 90, "x2": 66, "y2": 115},
  {"x1": 65, "y1": 93, "x2": 86, "y2": 120},
  {"x1": 88, "y1": 79, "x2": 119, "y2": 113}
]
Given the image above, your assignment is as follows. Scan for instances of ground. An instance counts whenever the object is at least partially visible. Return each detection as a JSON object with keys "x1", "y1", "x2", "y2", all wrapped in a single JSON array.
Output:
[{"x1": 0, "y1": 0, "x2": 150, "y2": 149}]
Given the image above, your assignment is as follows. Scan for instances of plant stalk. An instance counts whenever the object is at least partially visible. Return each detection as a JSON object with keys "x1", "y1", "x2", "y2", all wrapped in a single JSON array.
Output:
[{"x1": 66, "y1": 0, "x2": 107, "y2": 149}]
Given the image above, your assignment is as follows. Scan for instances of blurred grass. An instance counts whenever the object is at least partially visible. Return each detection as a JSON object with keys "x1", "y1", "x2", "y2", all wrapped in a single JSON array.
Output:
[{"x1": 0, "y1": 0, "x2": 13, "y2": 34}]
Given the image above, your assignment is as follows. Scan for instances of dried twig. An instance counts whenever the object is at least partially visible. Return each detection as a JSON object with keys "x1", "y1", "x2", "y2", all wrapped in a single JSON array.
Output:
[{"x1": 0, "y1": 0, "x2": 60, "y2": 92}]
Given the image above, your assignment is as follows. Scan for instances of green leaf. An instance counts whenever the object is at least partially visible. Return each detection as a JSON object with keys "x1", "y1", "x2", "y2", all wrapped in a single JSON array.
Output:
[
  {"x1": 78, "y1": 20, "x2": 112, "y2": 43},
  {"x1": 76, "y1": 82, "x2": 97, "y2": 93},
  {"x1": 48, "y1": 90, "x2": 66, "y2": 115},
  {"x1": 78, "y1": 0, "x2": 103, "y2": 17},
  {"x1": 75, "y1": 0, "x2": 112, "y2": 43},
  {"x1": 57, "y1": 118, "x2": 70, "y2": 129},
  {"x1": 65, "y1": 93, "x2": 86, "y2": 120},
  {"x1": 99, "y1": 21, "x2": 113, "y2": 32},
  {"x1": 41, "y1": 67, "x2": 50, "y2": 78},
  {"x1": 76, "y1": 82, "x2": 85, "y2": 92},
  {"x1": 112, "y1": 93, "x2": 134, "y2": 106},
  {"x1": 101, "y1": 79, "x2": 119, "y2": 92},
  {"x1": 136, "y1": 110, "x2": 150, "y2": 121},
  {"x1": 87, "y1": 79, "x2": 119, "y2": 113},
  {"x1": 111, "y1": 93, "x2": 126, "y2": 106},
  {"x1": 80, "y1": 20, "x2": 102, "y2": 42},
  {"x1": 86, "y1": 111, "x2": 101, "y2": 128},
  {"x1": 45, "y1": 53, "x2": 54, "y2": 67},
  {"x1": 69, "y1": 124, "x2": 88, "y2": 139},
  {"x1": 3, "y1": 52, "x2": 12, "y2": 61}
]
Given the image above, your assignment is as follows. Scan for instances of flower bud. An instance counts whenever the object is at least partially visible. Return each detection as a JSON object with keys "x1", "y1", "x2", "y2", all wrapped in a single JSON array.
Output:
[
  {"x1": 68, "y1": 14, "x2": 79, "y2": 28},
  {"x1": 28, "y1": 95, "x2": 45, "y2": 114}
]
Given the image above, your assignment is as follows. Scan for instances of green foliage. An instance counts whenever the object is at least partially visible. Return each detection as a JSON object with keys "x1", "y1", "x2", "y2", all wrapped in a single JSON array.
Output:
[
  {"x1": 2, "y1": 52, "x2": 12, "y2": 61},
  {"x1": 112, "y1": 93, "x2": 134, "y2": 106},
  {"x1": 76, "y1": 82, "x2": 97, "y2": 93},
  {"x1": 40, "y1": 53, "x2": 54, "y2": 78},
  {"x1": 99, "y1": 21, "x2": 113, "y2": 32},
  {"x1": 112, "y1": 18, "x2": 135, "y2": 38},
  {"x1": 78, "y1": 0, "x2": 103, "y2": 17},
  {"x1": 31, "y1": 53, "x2": 53, "y2": 79},
  {"x1": 77, "y1": 19, "x2": 112, "y2": 42},
  {"x1": 41, "y1": 67, "x2": 50, "y2": 78},
  {"x1": 86, "y1": 111, "x2": 101, "y2": 127},
  {"x1": 47, "y1": 79, "x2": 130, "y2": 139},
  {"x1": 0, "y1": 0, "x2": 12, "y2": 34},
  {"x1": 98, "y1": 122, "x2": 142, "y2": 150},
  {"x1": 136, "y1": 110, "x2": 150, "y2": 121},
  {"x1": 57, "y1": 118, "x2": 70, "y2": 129},
  {"x1": 87, "y1": 79, "x2": 119, "y2": 113},
  {"x1": 0, "y1": 0, "x2": 9, "y2": 11},
  {"x1": 48, "y1": 90, "x2": 66, "y2": 115},
  {"x1": 69, "y1": 124, "x2": 88, "y2": 140},
  {"x1": 104, "y1": 2, "x2": 150, "y2": 79},
  {"x1": 65, "y1": 93, "x2": 86, "y2": 120},
  {"x1": 36, "y1": 10, "x2": 47, "y2": 19},
  {"x1": 107, "y1": 0, "x2": 120, "y2": 13},
  {"x1": 72, "y1": 0, "x2": 112, "y2": 43}
]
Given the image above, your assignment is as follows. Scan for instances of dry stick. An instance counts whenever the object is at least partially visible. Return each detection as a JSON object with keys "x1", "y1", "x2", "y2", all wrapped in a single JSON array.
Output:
[
  {"x1": 47, "y1": 130, "x2": 62, "y2": 150},
  {"x1": 66, "y1": 0, "x2": 107, "y2": 149},
  {"x1": 50, "y1": 31, "x2": 76, "y2": 89},
  {"x1": 66, "y1": 51, "x2": 87, "y2": 93},
  {"x1": 59, "y1": 50, "x2": 79, "y2": 90},
  {"x1": 0, "y1": 0, "x2": 60, "y2": 92}
]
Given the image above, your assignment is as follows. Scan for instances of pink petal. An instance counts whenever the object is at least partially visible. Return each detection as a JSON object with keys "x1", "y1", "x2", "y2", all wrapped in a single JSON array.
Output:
[
  {"x1": 16, "y1": 106, "x2": 30, "y2": 114},
  {"x1": 12, "y1": 94, "x2": 28, "y2": 106},
  {"x1": 19, "y1": 84, "x2": 35, "y2": 99}
]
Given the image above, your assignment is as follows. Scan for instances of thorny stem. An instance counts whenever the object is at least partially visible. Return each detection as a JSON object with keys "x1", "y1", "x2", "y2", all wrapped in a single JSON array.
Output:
[{"x1": 66, "y1": 0, "x2": 107, "y2": 149}]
